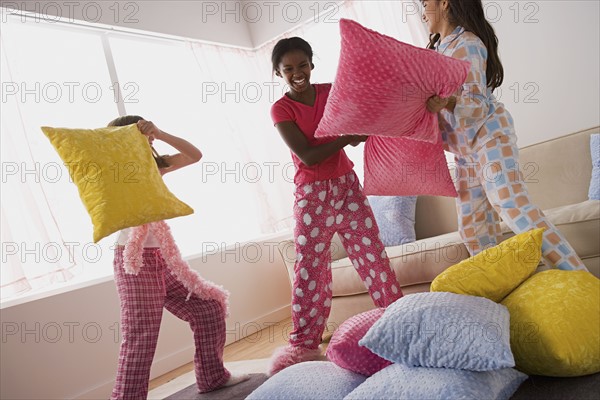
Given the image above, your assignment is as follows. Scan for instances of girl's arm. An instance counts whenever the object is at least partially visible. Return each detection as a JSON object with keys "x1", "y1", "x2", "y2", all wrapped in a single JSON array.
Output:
[
  {"x1": 449, "y1": 39, "x2": 490, "y2": 123},
  {"x1": 275, "y1": 121, "x2": 366, "y2": 166},
  {"x1": 137, "y1": 120, "x2": 202, "y2": 175},
  {"x1": 427, "y1": 38, "x2": 488, "y2": 120}
]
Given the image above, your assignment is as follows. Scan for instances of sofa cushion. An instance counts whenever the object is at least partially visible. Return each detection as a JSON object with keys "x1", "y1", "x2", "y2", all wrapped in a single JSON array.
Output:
[
  {"x1": 499, "y1": 200, "x2": 600, "y2": 275},
  {"x1": 589, "y1": 133, "x2": 600, "y2": 200},
  {"x1": 330, "y1": 232, "x2": 469, "y2": 297},
  {"x1": 516, "y1": 128, "x2": 597, "y2": 210}
]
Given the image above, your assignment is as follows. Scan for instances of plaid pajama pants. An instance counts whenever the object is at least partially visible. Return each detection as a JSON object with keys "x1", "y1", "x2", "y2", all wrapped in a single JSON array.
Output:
[
  {"x1": 454, "y1": 136, "x2": 586, "y2": 270},
  {"x1": 111, "y1": 247, "x2": 230, "y2": 400},
  {"x1": 289, "y1": 171, "x2": 403, "y2": 349}
]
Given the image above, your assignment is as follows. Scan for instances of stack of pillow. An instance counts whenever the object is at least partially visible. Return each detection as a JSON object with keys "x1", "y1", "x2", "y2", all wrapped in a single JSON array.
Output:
[{"x1": 249, "y1": 228, "x2": 600, "y2": 399}]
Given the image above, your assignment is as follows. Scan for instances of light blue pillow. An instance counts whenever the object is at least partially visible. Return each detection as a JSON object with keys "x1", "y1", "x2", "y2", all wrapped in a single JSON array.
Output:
[
  {"x1": 247, "y1": 361, "x2": 366, "y2": 400},
  {"x1": 367, "y1": 196, "x2": 417, "y2": 246},
  {"x1": 344, "y1": 363, "x2": 528, "y2": 400},
  {"x1": 359, "y1": 292, "x2": 515, "y2": 371},
  {"x1": 589, "y1": 133, "x2": 600, "y2": 200}
]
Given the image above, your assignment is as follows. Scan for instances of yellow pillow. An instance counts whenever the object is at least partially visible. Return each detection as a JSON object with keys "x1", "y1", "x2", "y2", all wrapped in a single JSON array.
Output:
[
  {"x1": 501, "y1": 270, "x2": 600, "y2": 377},
  {"x1": 430, "y1": 228, "x2": 543, "y2": 302},
  {"x1": 41, "y1": 124, "x2": 193, "y2": 242}
]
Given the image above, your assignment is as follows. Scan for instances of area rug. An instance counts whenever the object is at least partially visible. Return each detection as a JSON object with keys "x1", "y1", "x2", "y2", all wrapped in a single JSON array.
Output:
[
  {"x1": 164, "y1": 373, "x2": 267, "y2": 400},
  {"x1": 509, "y1": 373, "x2": 600, "y2": 400}
]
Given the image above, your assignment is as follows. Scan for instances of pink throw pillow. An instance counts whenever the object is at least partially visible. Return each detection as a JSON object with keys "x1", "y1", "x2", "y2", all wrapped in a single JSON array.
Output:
[
  {"x1": 326, "y1": 308, "x2": 392, "y2": 376},
  {"x1": 363, "y1": 135, "x2": 458, "y2": 197},
  {"x1": 315, "y1": 19, "x2": 469, "y2": 142}
]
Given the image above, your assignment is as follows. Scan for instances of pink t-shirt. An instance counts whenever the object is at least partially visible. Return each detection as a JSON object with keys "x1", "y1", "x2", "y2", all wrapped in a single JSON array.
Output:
[{"x1": 271, "y1": 83, "x2": 354, "y2": 185}]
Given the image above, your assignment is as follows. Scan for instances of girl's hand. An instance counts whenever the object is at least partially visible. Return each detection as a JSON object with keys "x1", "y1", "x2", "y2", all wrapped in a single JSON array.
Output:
[
  {"x1": 137, "y1": 120, "x2": 164, "y2": 144},
  {"x1": 426, "y1": 95, "x2": 449, "y2": 113},
  {"x1": 345, "y1": 135, "x2": 369, "y2": 146}
]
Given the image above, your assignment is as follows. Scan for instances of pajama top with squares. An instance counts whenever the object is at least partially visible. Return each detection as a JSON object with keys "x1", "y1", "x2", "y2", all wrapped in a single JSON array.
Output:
[
  {"x1": 436, "y1": 26, "x2": 586, "y2": 271},
  {"x1": 271, "y1": 84, "x2": 403, "y2": 349}
]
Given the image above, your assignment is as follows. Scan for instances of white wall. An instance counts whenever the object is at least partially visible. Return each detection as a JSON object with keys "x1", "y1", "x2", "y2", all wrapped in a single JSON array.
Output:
[
  {"x1": 0, "y1": 235, "x2": 292, "y2": 400},
  {"x1": 481, "y1": 0, "x2": 599, "y2": 146},
  {"x1": 242, "y1": 0, "x2": 344, "y2": 48},
  {"x1": 0, "y1": 0, "x2": 254, "y2": 47}
]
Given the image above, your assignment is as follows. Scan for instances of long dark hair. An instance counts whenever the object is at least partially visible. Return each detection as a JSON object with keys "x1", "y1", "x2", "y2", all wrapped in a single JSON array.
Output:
[
  {"x1": 426, "y1": 0, "x2": 504, "y2": 91},
  {"x1": 107, "y1": 115, "x2": 170, "y2": 168},
  {"x1": 271, "y1": 37, "x2": 314, "y2": 74}
]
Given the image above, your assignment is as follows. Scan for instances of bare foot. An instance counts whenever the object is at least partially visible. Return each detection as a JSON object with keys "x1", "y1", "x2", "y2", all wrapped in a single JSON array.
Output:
[{"x1": 221, "y1": 373, "x2": 251, "y2": 388}]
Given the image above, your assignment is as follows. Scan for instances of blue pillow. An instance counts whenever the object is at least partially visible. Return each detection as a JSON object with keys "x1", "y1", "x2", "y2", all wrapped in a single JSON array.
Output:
[
  {"x1": 367, "y1": 196, "x2": 417, "y2": 246},
  {"x1": 344, "y1": 363, "x2": 528, "y2": 400},
  {"x1": 247, "y1": 361, "x2": 366, "y2": 400},
  {"x1": 359, "y1": 292, "x2": 515, "y2": 371},
  {"x1": 589, "y1": 133, "x2": 600, "y2": 200}
]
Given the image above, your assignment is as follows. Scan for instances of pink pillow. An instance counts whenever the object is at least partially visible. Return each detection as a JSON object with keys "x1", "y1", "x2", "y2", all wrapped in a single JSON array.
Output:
[
  {"x1": 363, "y1": 134, "x2": 458, "y2": 197},
  {"x1": 326, "y1": 308, "x2": 392, "y2": 376},
  {"x1": 315, "y1": 19, "x2": 469, "y2": 142}
]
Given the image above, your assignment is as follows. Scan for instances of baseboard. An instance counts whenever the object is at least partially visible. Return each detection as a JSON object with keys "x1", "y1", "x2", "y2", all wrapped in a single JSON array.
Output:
[
  {"x1": 224, "y1": 304, "x2": 291, "y2": 347},
  {"x1": 72, "y1": 305, "x2": 291, "y2": 399},
  {"x1": 73, "y1": 378, "x2": 116, "y2": 400}
]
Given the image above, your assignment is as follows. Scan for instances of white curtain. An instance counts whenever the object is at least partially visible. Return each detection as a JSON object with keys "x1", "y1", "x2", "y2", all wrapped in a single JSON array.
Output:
[{"x1": 0, "y1": 1, "x2": 427, "y2": 300}]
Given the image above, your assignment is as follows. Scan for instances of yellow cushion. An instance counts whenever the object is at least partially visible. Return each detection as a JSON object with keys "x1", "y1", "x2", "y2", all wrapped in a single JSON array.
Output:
[
  {"x1": 430, "y1": 228, "x2": 543, "y2": 302},
  {"x1": 501, "y1": 270, "x2": 600, "y2": 377},
  {"x1": 42, "y1": 124, "x2": 193, "y2": 242}
]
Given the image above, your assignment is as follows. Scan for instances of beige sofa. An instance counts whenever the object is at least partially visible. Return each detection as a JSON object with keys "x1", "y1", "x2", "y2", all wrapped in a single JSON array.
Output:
[{"x1": 278, "y1": 127, "x2": 600, "y2": 330}]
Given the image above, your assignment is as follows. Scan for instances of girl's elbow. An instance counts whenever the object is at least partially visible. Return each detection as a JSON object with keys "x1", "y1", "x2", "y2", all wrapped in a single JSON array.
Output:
[
  {"x1": 300, "y1": 155, "x2": 317, "y2": 166},
  {"x1": 192, "y1": 151, "x2": 203, "y2": 163}
]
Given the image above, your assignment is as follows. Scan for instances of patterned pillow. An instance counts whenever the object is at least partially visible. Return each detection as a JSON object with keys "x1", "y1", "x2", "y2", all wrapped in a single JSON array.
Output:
[
  {"x1": 326, "y1": 308, "x2": 392, "y2": 376},
  {"x1": 246, "y1": 361, "x2": 365, "y2": 400},
  {"x1": 41, "y1": 124, "x2": 193, "y2": 242},
  {"x1": 359, "y1": 292, "x2": 515, "y2": 371},
  {"x1": 367, "y1": 196, "x2": 417, "y2": 247},
  {"x1": 315, "y1": 19, "x2": 469, "y2": 142},
  {"x1": 345, "y1": 363, "x2": 527, "y2": 400},
  {"x1": 363, "y1": 135, "x2": 457, "y2": 197},
  {"x1": 502, "y1": 270, "x2": 600, "y2": 376}
]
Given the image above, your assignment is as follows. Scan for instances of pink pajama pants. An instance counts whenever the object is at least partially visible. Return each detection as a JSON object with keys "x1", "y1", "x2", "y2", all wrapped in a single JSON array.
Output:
[
  {"x1": 454, "y1": 136, "x2": 586, "y2": 270},
  {"x1": 289, "y1": 171, "x2": 403, "y2": 349},
  {"x1": 111, "y1": 247, "x2": 230, "y2": 400}
]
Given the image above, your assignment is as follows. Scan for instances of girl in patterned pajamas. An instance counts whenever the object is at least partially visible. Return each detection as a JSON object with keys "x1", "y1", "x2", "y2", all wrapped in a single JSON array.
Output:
[
  {"x1": 108, "y1": 116, "x2": 249, "y2": 399},
  {"x1": 422, "y1": 0, "x2": 586, "y2": 270},
  {"x1": 268, "y1": 38, "x2": 404, "y2": 376}
]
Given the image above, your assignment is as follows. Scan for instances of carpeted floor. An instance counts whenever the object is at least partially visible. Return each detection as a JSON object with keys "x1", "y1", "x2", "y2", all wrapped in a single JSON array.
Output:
[{"x1": 509, "y1": 373, "x2": 600, "y2": 400}]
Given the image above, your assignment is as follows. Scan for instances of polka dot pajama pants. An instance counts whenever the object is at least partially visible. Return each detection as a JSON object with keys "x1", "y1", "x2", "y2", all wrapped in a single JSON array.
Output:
[
  {"x1": 111, "y1": 247, "x2": 230, "y2": 400},
  {"x1": 290, "y1": 171, "x2": 403, "y2": 349},
  {"x1": 454, "y1": 136, "x2": 586, "y2": 270}
]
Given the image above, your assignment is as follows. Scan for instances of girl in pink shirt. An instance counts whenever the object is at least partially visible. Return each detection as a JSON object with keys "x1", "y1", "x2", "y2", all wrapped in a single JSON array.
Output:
[{"x1": 268, "y1": 37, "x2": 404, "y2": 375}]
